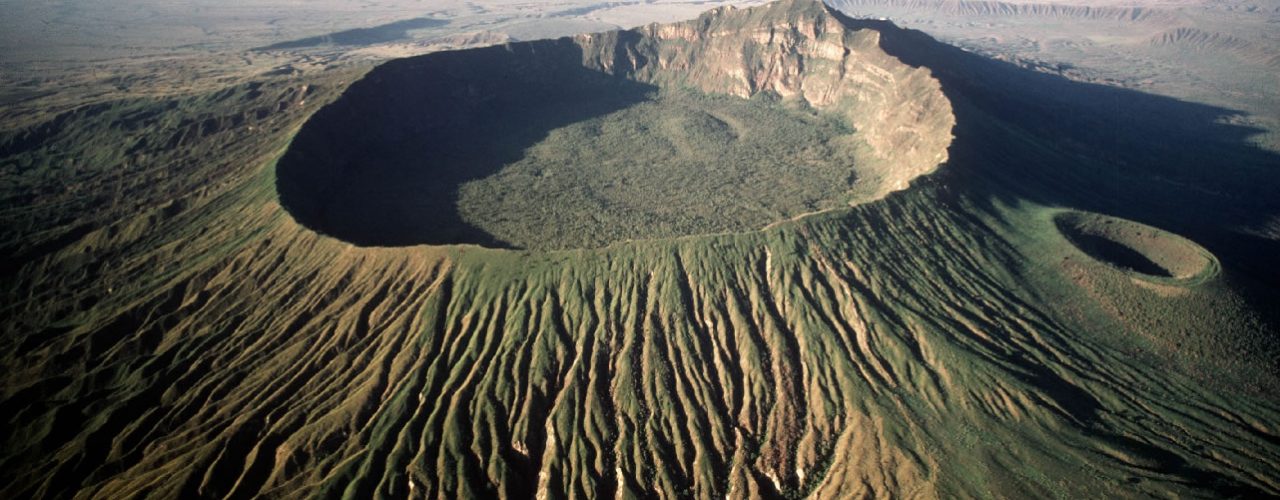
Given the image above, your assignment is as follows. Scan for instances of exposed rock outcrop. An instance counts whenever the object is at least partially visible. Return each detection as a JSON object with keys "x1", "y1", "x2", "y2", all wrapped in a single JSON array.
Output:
[{"x1": 578, "y1": 0, "x2": 954, "y2": 195}]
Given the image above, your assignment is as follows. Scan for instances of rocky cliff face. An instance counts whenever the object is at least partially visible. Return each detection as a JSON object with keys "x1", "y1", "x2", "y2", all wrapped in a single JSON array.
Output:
[{"x1": 575, "y1": 0, "x2": 955, "y2": 196}]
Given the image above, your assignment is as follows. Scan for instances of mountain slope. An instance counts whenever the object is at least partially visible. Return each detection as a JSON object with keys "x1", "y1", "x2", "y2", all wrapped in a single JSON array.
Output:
[{"x1": 1, "y1": 0, "x2": 1278, "y2": 498}]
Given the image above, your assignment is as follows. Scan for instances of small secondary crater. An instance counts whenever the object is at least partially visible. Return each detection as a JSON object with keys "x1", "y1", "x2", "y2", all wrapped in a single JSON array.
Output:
[{"x1": 1055, "y1": 211, "x2": 1217, "y2": 282}]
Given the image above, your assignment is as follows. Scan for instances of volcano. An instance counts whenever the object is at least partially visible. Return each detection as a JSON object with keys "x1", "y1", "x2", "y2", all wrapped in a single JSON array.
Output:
[{"x1": 1, "y1": 0, "x2": 1279, "y2": 498}]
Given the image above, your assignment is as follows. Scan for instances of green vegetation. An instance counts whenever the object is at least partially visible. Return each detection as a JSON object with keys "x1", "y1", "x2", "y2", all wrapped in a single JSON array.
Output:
[
  {"x1": 0, "y1": 77, "x2": 338, "y2": 273},
  {"x1": 458, "y1": 89, "x2": 865, "y2": 249},
  {"x1": 1054, "y1": 210, "x2": 1217, "y2": 282},
  {"x1": 1, "y1": 0, "x2": 1279, "y2": 498}
]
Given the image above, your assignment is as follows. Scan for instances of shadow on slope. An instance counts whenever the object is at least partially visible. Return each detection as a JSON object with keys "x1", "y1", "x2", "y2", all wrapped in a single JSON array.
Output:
[
  {"x1": 256, "y1": 18, "x2": 448, "y2": 51},
  {"x1": 275, "y1": 40, "x2": 657, "y2": 248},
  {"x1": 833, "y1": 13, "x2": 1280, "y2": 287},
  {"x1": 830, "y1": 13, "x2": 1280, "y2": 364},
  {"x1": 824, "y1": 11, "x2": 1280, "y2": 495}
]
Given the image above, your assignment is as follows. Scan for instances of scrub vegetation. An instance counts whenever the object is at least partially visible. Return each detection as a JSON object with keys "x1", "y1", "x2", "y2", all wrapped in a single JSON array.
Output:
[
  {"x1": 1, "y1": 0, "x2": 1279, "y2": 498},
  {"x1": 458, "y1": 89, "x2": 866, "y2": 249}
]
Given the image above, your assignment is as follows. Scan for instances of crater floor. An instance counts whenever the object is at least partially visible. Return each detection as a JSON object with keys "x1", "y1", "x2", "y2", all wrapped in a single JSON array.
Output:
[{"x1": 457, "y1": 89, "x2": 868, "y2": 250}]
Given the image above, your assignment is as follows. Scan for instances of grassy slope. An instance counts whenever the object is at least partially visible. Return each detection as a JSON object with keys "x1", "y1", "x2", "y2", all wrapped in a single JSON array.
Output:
[{"x1": 1, "y1": 1, "x2": 1279, "y2": 498}]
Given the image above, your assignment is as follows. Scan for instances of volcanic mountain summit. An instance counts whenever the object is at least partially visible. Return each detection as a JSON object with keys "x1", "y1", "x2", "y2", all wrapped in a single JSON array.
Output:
[
  {"x1": 2, "y1": 0, "x2": 1279, "y2": 498},
  {"x1": 276, "y1": 0, "x2": 954, "y2": 249}
]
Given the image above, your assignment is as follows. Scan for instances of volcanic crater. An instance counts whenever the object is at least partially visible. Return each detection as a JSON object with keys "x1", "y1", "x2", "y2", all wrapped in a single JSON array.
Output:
[
  {"x1": 1056, "y1": 211, "x2": 1218, "y2": 282},
  {"x1": 275, "y1": 0, "x2": 955, "y2": 250}
]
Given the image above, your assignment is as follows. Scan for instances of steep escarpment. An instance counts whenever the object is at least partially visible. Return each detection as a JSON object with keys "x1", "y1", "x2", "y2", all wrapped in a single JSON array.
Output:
[
  {"x1": 583, "y1": 0, "x2": 954, "y2": 191},
  {"x1": 275, "y1": 0, "x2": 954, "y2": 249},
  {"x1": 1146, "y1": 27, "x2": 1280, "y2": 69},
  {"x1": 830, "y1": 0, "x2": 1179, "y2": 22}
]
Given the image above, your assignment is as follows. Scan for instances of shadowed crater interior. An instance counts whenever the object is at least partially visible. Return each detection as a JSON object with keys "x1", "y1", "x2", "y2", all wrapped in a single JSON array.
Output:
[{"x1": 276, "y1": 40, "x2": 654, "y2": 248}]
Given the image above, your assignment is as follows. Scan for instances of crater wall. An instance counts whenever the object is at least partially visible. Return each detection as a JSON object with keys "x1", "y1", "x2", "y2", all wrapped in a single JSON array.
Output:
[{"x1": 276, "y1": 0, "x2": 955, "y2": 248}]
